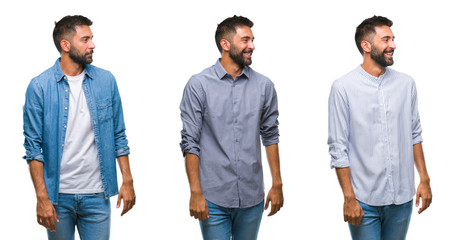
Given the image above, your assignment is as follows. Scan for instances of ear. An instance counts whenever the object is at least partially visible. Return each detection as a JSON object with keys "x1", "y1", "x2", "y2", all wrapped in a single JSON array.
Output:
[
  {"x1": 60, "y1": 39, "x2": 71, "y2": 53},
  {"x1": 361, "y1": 40, "x2": 371, "y2": 53},
  {"x1": 220, "y1": 39, "x2": 230, "y2": 52}
]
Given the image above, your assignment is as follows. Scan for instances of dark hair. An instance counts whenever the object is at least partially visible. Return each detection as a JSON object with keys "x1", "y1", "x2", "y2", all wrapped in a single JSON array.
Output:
[
  {"x1": 215, "y1": 15, "x2": 254, "y2": 53},
  {"x1": 53, "y1": 15, "x2": 93, "y2": 52},
  {"x1": 355, "y1": 16, "x2": 393, "y2": 54}
]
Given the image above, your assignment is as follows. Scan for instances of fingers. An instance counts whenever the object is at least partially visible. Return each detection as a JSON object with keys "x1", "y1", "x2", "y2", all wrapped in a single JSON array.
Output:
[
  {"x1": 344, "y1": 200, "x2": 364, "y2": 225},
  {"x1": 418, "y1": 194, "x2": 432, "y2": 214},
  {"x1": 266, "y1": 195, "x2": 284, "y2": 216},
  {"x1": 189, "y1": 195, "x2": 209, "y2": 221},
  {"x1": 37, "y1": 201, "x2": 57, "y2": 231},
  {"x1": 119, "y1": 195, "x2": 136, "y2": 216}
]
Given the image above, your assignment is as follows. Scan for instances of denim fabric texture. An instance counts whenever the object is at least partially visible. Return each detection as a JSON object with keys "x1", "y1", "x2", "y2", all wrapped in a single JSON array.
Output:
[
  {"x1": 23, "y1": 58, "x2": 129, "y2": 204},
  {"x1": 349, "y1": 200, "x2": 413, "y2": 240},
  {"x1": 47, "y1": 193, "x2": 111, "y2": 240},
  {"x1": 200, "y1": 200, "x2": 264, "y2": 240}
]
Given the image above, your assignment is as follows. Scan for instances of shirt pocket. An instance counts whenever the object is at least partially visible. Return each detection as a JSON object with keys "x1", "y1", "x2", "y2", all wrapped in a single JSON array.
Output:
[{"x1": 96, "y1": 98, "x2": 113, "y2": 122}]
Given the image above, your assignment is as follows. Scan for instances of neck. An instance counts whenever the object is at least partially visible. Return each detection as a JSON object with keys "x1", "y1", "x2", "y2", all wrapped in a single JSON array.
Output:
[
  {"x1": 361, "y1": 55, "x2": 386, "y2": 77},
  {"x1": 60, "y1": 54, "x2": 85, "y2": 76},
  {"x1": 220, "y1": 54, "x2": 243, "y2": 80}
]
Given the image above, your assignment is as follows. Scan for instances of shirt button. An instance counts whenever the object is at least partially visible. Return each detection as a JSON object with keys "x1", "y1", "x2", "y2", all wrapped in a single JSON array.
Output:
[
  {"x1": 64, "y1": 125, "x2": 67, "y2": 128},
  {"x1": 64, "y1": 107, "x2": 68, "y2": 110},
  {"x1": 65, "y1": 89, "x2": 68, "y2": 93}
]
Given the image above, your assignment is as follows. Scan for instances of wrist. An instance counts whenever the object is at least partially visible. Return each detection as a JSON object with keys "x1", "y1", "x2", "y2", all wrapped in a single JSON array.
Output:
[{"x1": 419, "y1": 176, "x2": 430, "y2": 184}]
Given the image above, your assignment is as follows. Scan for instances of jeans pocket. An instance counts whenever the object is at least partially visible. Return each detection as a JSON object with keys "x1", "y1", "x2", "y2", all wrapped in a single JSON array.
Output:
[{"x1": 96, "y1": 98, "x2": 113, "y2": 122}]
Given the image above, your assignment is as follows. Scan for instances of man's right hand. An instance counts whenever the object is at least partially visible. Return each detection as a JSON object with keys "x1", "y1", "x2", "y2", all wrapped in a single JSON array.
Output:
[
  {"x1": 189, "y1": 192, "x2": 209, "y2": 221},
  {"x1": 343, "y1": 198, "x2": 364, "y2": 225},
  {"x1": 36, "y1": 197, "x2": 59, "y2": 232}
]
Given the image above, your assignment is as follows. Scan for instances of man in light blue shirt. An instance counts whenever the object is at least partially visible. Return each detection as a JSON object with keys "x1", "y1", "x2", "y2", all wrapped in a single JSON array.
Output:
[
  {"x1": 328, "y1": 16, "x2": 432, "y2": 239},
  {"x1": 180, "y1": 15, "x2": 283, "y2": 239},
  {"x1": 23, "y1": 15, "x2": 135, "y2": 239}
]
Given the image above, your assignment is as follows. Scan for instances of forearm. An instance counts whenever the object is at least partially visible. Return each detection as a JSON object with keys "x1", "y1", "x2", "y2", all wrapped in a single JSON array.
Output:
[
  {"x1": 117, "y1": 155, "x2": 133, "y2": 184},
  {"x1": 335, "y1": 167, "x2": 356, "y2": 200},
  {"x1": 29, "y1": 160, "x2": 49, "y2": 200},
  {"x1": 185, "y1": 153, "x2": 203, "y2": 193},
  {"x1": 413, "y1": 143, "x2": 430, "y2": 183},
  {"x1": 265, "y1": 144, "x2": 282, "y2": 187}
]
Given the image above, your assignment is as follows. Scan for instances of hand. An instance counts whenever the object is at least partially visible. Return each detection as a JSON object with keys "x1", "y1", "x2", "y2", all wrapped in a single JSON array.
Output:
[
  {"x1": 343, "y1": 198, "x2": 364, "y2": 225},
  {"x1": 189, "y1": 192, "x2": 209, "y2": 221},
  {"x1": 36, "y1": 198, "x2": 59, "y2": 232},
  {"x1": 265, "y1": 185, "x2": 284, "y2": 216},
  {"x1": 117, "y1": 181, "x2": 136, "y2": 216},
  {"x1": 416, "y1": 181, "x2": 432, "y2": 214}
]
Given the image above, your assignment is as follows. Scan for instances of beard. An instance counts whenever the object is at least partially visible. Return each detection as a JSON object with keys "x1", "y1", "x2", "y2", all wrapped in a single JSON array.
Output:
[
  {"x1": 371, "y1": 44, "x2": 394, "y2": 67},
  {"x1": 229, "y1": 44, "x2": 252, "y2": 67},
  {"x1": 69, "y1": 46, "x2": 93, "y2": 65}
]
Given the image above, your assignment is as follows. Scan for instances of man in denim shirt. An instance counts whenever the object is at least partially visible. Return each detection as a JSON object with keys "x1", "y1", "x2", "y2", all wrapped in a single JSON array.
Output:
[
  {"x1": 23, "y1": 15, "x2": 135, "y2": 239},
  {"x1": 180, "y1": 15, "x2": 283, "y2": 239}
]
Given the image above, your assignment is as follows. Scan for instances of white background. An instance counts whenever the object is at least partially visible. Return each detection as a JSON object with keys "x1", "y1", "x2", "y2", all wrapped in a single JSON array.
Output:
[{"x1": 1, "y1": 0, "x2": 452, "y2": 239}]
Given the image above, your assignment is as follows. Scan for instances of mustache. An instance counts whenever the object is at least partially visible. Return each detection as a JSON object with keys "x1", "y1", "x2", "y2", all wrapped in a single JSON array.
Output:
[
  {"x1": 242, "y1": 49, "x2": 253, "y2": 54},
  {"x1": 384, "y1": 49, "x2": 394, "y2": 53}
]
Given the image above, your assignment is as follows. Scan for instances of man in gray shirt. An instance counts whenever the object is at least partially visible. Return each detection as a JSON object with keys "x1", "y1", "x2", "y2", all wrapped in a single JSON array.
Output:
[
  {"x1": 180, "y1": 15, "x2": 283, "y2": 239},
  {"x1": 328, "y1": 16, "x2": 432, "y2": 239}
]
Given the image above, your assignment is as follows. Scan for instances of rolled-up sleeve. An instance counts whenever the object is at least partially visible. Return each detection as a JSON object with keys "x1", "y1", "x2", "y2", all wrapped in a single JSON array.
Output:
[
  {"x1": 410, "y1": 81, "x2": 423, "y2": 145},
  {"x1": 180, "y1": 78, "x2": 205, "y2": 157},
  {"x1": 328, "y1": 81, "x2": 350, "y2": 168},
  {"x1": 260, "y1": 82, "x2": 279, "y2": 146},
  {"x1": 23, "y1": 78, "x2": 45, "y2": 163},
  {"x1": 111, "y1": 75, "x2": 130, "y2": 157}
]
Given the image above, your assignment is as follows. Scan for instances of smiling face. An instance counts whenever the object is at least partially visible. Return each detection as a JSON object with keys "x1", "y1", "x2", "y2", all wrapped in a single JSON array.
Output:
[
  {"x1": 228, "y1": 26, "x2": 255, "y2": 67},
  {"x1": 68, "y1": 25, "x2": 96, "y2": 65},
  {"x1": 369, "y1": 26, "x2": 396, "y2": 67}
]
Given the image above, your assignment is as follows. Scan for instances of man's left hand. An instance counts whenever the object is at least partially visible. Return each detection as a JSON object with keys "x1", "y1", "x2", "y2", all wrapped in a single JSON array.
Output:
[
  {"x1": 117, "y1": 181, "x2": 136, "y2": 216},
  {"x1": 265, "y1": 185, "x2": 284, "y2": 216},
  {"x1": 416, "y1": 181, "x2": 432, "y2": 214}
]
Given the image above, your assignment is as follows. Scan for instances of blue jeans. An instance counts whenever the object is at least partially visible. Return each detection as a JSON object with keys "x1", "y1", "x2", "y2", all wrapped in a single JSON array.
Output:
[
  {"x1": 349, "y1": 200, "x2": 413, "y2": 240},
  {"x1": 200, "y1": 200, "x2": 264, "y2": 240},
  {"x1": 47, "y1": 193, "x2": 111, "y2": 240}
]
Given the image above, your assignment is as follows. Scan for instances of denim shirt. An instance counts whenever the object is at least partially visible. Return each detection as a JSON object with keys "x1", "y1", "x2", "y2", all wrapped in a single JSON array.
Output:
[{"x1": 23, "y1": 58, "x2": 129, "y2": 204}]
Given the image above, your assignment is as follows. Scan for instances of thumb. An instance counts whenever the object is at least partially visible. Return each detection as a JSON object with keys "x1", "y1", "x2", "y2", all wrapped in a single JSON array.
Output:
[
  {"x1": 53, "y1": 207, "x2": 59, "y2": 222},
  {"x1": 117, "y1": 194, "x2": 122, "y2": 208},
  {"x1": 415, "y1": 192, "x2": 420, "y2": 207},
  {"x1": 265, "y1": 196, "x2": 270, "y2": 210}
]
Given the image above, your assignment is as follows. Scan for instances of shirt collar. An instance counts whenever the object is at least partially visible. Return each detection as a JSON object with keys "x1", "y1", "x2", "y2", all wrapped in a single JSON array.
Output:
[
  {"x1": 214, "y1": 59, "x2": 250, "y2": 80},
  {"x1": 53, "y1": 58, "x2": 94, "y2": 82},
  {"x1": 356, "y1": 64, "x2": 389, "y2": 85}
]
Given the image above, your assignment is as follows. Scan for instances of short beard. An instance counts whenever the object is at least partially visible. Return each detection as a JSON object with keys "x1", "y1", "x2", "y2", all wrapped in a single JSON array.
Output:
[
  {"x1": 69, "y1": 47, "x2": 93, "y2": 65},
  {"x1": 371, "y1": 44, "x2": 393, "y2": 67},
  {"x1": 229, "y1": 44, "x2": 252, "y2": 67}
]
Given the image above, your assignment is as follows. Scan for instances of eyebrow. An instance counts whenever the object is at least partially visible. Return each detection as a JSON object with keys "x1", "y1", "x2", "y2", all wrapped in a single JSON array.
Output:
[
  {"x1": 240, "y1": 36, "x2": 254, "y2": 40},
  {"x1": 381, "y1": 36, "x2": 395, "y2": 40}
]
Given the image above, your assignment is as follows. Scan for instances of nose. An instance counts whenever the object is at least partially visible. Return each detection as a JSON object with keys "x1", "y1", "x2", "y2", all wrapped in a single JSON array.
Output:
[
  {"x1": 89, "y1": 39, "x2": 96, "y2": 49},
  {"x1": 389, "y1": 39, "x2": 396, "y2": 49},
  {"x1": 249, "y1": 40, "x2": 255, "y2": 50}
]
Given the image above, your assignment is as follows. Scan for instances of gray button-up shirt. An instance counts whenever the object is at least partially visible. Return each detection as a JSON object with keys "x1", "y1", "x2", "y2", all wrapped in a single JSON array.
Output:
[
  {"x1": 180, "y1": 60, "x2": 279, "y2": 208},
  {"x1": 328, "y1": 65, "x2": 423, "y2": 206}
]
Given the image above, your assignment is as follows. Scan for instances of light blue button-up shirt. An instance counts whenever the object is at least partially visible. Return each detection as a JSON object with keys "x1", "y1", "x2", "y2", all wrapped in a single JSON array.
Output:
[
  {"x1": 328, "y1": 65, "x2": 423, "y2": 206},
  {"x1": 180, "y1": 60, "x2": 279, "y2": 208},
  {"x1": 23, "y1": 58, "x2": 129, "y2": 204}
]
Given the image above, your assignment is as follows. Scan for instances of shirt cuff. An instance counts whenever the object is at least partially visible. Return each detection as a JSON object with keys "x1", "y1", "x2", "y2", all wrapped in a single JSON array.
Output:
[
  {"x1": 116, "y1": 146, "x2": 130, "y2": 157},
  {"x1": 330, "y1": 157, "x2": 350, "y2": 169},
  {"x1": 23, "y1": 151, "x2": 44, "y2": 164}
]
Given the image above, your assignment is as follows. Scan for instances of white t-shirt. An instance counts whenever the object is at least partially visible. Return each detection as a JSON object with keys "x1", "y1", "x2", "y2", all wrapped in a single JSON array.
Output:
[{"x1": 59, "y1": 71, "x2": 104, "y2": 194}]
